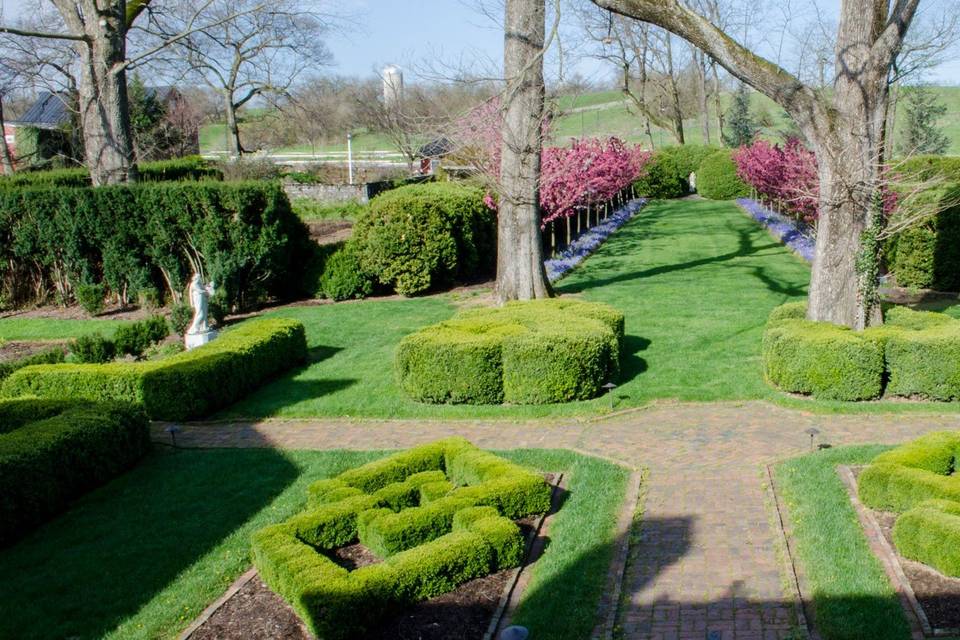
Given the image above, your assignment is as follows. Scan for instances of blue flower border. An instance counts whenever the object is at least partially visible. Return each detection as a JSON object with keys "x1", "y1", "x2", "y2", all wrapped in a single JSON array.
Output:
[
  {"x1": 544, "y1": 198, "x2": 647, "y2": 283},
  {"x1": 736, "y1": 198, "x2": 815, "y2": 263}
]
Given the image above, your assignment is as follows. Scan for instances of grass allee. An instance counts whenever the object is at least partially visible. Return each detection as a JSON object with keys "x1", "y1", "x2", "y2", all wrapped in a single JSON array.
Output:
[{"x1": 0, "y1": 447, "x2": 628, "y2": 640}]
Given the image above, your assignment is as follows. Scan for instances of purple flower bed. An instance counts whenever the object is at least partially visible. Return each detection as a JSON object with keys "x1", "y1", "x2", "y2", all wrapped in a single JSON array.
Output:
[
  {"x1": 737, "y1": 198, "x2": 815, "y2": 263},
  {"x1": 544, "y1": 198, "x2": 647, "y2": 282}
]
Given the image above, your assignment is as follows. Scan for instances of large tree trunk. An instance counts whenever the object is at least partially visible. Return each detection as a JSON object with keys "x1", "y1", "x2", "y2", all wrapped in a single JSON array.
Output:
[
  {"x1": 0, "y1": 95, "x2": 15, "y2": 174},
  {"x1": 695, "y1": 51, "x2": 711, "y2": 145},
  {"x1": 76, "y1": 13, "x2": 137, "y2": 185},
  {"x1": 710, "y1": 59, "x2": 724, "y2": 142},
  {"x1": 496, "y1": 0, "x2": 551, "y2": 303},
  {"x1": 224, "y1": 95, "x2": 243, "y2": 157},
  {"x1": 663, "y1": 34, "x2": 685, "y2": 145}
]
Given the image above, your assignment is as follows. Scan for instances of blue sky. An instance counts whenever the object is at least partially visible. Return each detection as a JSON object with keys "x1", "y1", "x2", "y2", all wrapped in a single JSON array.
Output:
[{"x1": 1, "y1": 0, "x2": 958, "y2": 85}]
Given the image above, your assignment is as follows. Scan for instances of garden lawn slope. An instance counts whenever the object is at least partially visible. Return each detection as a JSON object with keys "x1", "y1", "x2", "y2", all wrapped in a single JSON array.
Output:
[{"x1": 224, "y1": 198, "x2": 812, "y2": 419}]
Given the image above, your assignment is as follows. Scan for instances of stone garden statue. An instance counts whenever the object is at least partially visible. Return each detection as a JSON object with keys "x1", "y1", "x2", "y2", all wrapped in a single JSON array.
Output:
[{"x1": 185, "y1": 273, "x2": 218, "y2": 350}]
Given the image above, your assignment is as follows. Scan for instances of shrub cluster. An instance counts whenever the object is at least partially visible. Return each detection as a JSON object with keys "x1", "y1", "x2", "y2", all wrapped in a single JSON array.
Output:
[
  {"x1": 0, "y1": 156, "x2": 221, "y2": 189},
  {"x1": 697, "y1": 149, "x2": 751, "y2": 200},
  {"x1": 68, "y1": 316, "x2": 169, "y2": 363},
  {"x1": 858, "y1": 432, "x2": 960, "y2": 577},
  {"x1": 763, "y1": 303, "x2": 960, "y2": 401},
  {"x1": 631, "y1": 150, "x2": 687, "y2": 199},
  {"x1": 884, "y1": 183, "x2": 960, "y2": 291},
  {"x1": 396, "y1": 298, "x2": 624, "y2": 405},
  {"x1": 251, "y1": 437, "x2": 549, "y2": 639},
  {"x1": 660, "y1": 144, "x2": 721, "y2": 179},
  {"x1": 0, "y1": 398, "x2": 150, "y2": 546},
  {"x1": 890, "y1": 155, "x2": 960, "y2": 183},
  {"x1": 2, "y1": 318, "x2": 306, "y2": 420},
  {"x1": 349, "y1": 182, "x2": 495, "y2": 297},
  {"x1": 0, "y1": 180, "x2": 313, "y2": 311}
]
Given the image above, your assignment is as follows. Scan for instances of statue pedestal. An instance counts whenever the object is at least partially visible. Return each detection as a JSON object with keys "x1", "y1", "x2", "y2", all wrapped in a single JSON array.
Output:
[{"x1": 185, "y1": 329, "x2": 218, "y2": 351}]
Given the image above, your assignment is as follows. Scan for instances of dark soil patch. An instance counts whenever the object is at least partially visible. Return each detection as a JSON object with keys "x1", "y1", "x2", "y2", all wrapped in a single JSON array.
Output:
[
  {"x1": 875, "y1": 511, "x2": 960, "y2": 630},
  {"x1": 189, "y1": 577, "x2": 310, "y2": 640},
  {"x1": 0, "y1": 304, "x2": 150, "y2": 321},
  {"x1": 307, "y1": 220, "x2": 353, "y2": 246},
  {"x1": 850, "y1": 466, "x2": 960, "y2": 632},
  {"x1": 326, "y1": 541, "x2": 380, "y2": 571},
  {"x1": 0, "y1": 340, "x2": 66, "y2": 362}
]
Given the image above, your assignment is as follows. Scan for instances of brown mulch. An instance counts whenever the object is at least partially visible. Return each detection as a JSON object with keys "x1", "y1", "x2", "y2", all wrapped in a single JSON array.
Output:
[
  {"x1": 0, "y1": 304, "x2": 150, "y2": 322},
  {"x1": 0, "y1": 340, "x2": 66, "y2": 362},
  {"x1": 189, "y1": 475, "x2": 555, "y2": 640},
  {"x1": 875, "y1": 511, "x2": 960, "y2": 630}
]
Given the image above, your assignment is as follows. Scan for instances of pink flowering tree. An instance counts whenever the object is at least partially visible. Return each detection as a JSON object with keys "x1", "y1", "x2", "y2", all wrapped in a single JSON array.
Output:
[{"x1": 734, "y1": 139, "x2": 819, "y2": 222}]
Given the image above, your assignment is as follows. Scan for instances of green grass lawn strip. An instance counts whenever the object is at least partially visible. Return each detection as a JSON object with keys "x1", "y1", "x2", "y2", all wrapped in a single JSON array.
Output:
[{"x1": 0, "y1": 317, "x2": 127, "y2": 341}]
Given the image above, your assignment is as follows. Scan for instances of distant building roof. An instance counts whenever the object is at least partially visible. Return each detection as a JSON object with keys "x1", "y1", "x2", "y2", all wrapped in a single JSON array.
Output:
[
  {"x1": 418, "y1": 137, "x2": 454, "y2": 158},
  {"x1": 12, "y1": 91, "x2": 72, "y2": 129}
]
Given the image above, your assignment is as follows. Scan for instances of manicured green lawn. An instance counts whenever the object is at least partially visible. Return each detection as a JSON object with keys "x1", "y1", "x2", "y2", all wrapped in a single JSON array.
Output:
[
  {"x1": 774, "y1": 446, "x2": 910, "y2": 640},
  {"x1": 0, "y1": 447, "x2": 627, "y2": 640},
  {"x1": 0, "y1": 317, "x2": 126, "y2": 341}
]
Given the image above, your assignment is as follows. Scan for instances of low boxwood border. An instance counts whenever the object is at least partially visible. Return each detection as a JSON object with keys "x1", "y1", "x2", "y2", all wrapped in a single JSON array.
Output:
[{"x1": 0, "y1": 318, "x2": 307, "y2": 420}]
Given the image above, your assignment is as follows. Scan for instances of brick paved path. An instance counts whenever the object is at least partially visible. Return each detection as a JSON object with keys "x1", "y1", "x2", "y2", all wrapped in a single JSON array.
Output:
[{"x1": 154, "y1": 401, "x2": 960, "y2": 640}]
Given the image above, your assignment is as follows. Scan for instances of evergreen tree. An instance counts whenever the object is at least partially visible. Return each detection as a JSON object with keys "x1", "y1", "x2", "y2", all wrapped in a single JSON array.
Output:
[
  {"x1": 722, "y1": 84, "x2": 758, "y2": 147},
  {"x1": 128, "y1": 75, "x2": 185, "y2": 161},
  {"x1": 898, "y1": 85, "x2": 950, "y2": 156}
]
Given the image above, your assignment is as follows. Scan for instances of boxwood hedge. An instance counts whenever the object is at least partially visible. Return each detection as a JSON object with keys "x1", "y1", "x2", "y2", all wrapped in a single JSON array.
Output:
[
  {"x1": 0, "y1": 398, "x2": 150, "y2": 546},
  {"x1": 396, "y1": 298, "x2": 624, "y2": 405},
  {"x1": 893, "y1": 499, "x2": 960, "y2": 578},
  {"x1": 696, "y1": 149, "x2": 750, "y2": 200},
  {"x1": 631, "y1": 150, "x2": 687, "y2": 199},
  {"x1": 884, "y1": 183, "x2": 960, "y2": 292},
  {"x1": 251, "y1": 438, "x2": 548, "y2": 639},
  {"x1": 858, "y1": 431, "x2": 960, "y2": 513},
  {"x1": 763, "y1": 303, "x2": 960, "y2": 401},
  {"x1": 1, "y1": 318, "x2": 306, "y2": 420}
]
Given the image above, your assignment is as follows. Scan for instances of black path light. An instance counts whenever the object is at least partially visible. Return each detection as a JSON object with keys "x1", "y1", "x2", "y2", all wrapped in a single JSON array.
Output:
[
  {"x1": 804, "y1": 427, "x2": 821, "y2": 452},
  {"x1": 165, "y1": 424, "x2": 182, "y2": 448},
  {"x1": 602, "y1": 382, "x2": 618, "y2": 410}
]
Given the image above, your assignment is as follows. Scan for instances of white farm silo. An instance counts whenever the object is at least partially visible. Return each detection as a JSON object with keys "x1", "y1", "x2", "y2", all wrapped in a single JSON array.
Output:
[{"x1": 382, "y1": 65, "x2": 404, "y2": 108}]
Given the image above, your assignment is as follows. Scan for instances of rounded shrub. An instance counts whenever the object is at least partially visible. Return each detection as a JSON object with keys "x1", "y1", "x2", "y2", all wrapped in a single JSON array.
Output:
[
  {"x1": 75, "y1": 283, "x2": 106, "y2": 316},
  {"x1": 631, "y1": 151, "x2": 687, "y2": 199},
  {"x1": 320, "y1": 242, "x2": 374, "y2": 301},
  {"x1": 352, "y1": 182, "x2": 495, "y2": 296},
  {"x1": 69, "y1": 333, "x2": 116, "y2": 364},
  {"x1": 660, "y1": 145, "x2": 722, "y2": 181},
  {"x1": 884, "y1": 184, "x2": 960, "y2": 291},
  {"x1": 761, "y1": 318, "x2": 884, "y2": 401},
  {"x1": 396, "y1": 298, "x2": 624, "y2": 405},
  {"x1": 893, "y1": 499, "x2": 960, "y2": 578},
  {"x1": 858, "y1": 431, "x2": 960, "y2": 513},
  {"x1": 697, "y1": 150, "x2": 750, "y2": 200}
]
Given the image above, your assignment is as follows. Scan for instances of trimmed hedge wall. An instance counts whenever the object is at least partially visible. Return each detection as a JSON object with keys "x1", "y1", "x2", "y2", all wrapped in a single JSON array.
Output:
[
  {"x1": 893, "y1": 499, "x2": 960, "y2": 578},
  {"x1": 0, "y1": 156, "x2": 222, "y2": 189},
  {"x1": 891, "y1": 155, "x2": 960, "y2": 183},
  {"x1": 763, "y1": 303, "x2": 960, "y2": 401},
  {"x1": 0, "y1": 398, "x2": 150, "y2": 546},
  {"x1": 0, "y1": 346, "x2": 65, "y2": 384},
  {"x1": 632, "y1": 151, "x2": 687, "y2": 199},
  {"x1": 660, "y1": 144, "x2": 722, "y2": 180},
  {"x1": 1, "y1": 318, "x2": 306, "y2": 421},
  {"x1": 251, "y1": 438, "x2": 549, "y2": 639},
  {"x1": 351, "y1": 182, "x2": 495, "y2": 296},
  {"x1": 696, "y1": 150, "x2": 750, "y2": 200},
  {"x1": 0, "y1": 179, "x2": 313, "y2": 310},
  {"x1": 396, "y1": 298, "x2": 624, "y2": 405},
  {"x1": 884, "y1": 183, "x2": 960, "y2": 291}
]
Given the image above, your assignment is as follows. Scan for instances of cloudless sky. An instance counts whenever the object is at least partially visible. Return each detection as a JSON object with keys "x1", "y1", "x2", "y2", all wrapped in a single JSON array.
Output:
[{"x1": 1, "y1": 0, "x2": 957, "y2": 85}]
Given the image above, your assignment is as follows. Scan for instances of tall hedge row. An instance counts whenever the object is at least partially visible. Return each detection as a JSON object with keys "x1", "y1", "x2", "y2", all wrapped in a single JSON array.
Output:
[
  {"x1": 885, "y1": 183, "x2": 960, "y2": 292},
  {"x1": 0, "y1": 180, "x2": 313, "y2": 310},
  {"x1": 0, "y1": 156, "x2": 222, "y2": 189}
]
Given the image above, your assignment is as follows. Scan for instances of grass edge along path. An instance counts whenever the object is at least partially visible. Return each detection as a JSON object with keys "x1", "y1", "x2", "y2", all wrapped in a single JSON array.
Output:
[
  {"x1": 773, "y1": 445, "x2": 912, "y2": 640},
  {"x1": 0, "y1": 447, "x2": 628, "y2": 640}
]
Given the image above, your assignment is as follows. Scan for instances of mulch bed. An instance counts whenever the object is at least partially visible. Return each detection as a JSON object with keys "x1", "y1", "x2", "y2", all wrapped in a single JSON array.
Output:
[
  {"x1": 187, "y1": 477, "x2": 555, "y2": 640},
  {"x1": 0, "y1": 304, "x2": 150, "y2": 322},
  {"x1": 0, "y1": 340, "x2": 65, "y2": 362},
  {"x1": 306, "y1": 220, "x2": 353, "y2": 246},
  {"x1": 848, "y1": 466, "x2": 960, "y2": 633}
]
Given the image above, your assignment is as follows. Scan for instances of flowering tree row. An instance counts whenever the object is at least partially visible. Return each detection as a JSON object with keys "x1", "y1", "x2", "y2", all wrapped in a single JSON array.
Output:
[
  {"x1": 732, "y1": 139, "x2": 819, "y2": 222},
  {"x1": 453, "y1": 99, "x2": 650, "y2": 224}
]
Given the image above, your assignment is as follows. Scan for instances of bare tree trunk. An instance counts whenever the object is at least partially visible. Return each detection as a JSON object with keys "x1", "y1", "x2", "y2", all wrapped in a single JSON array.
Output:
[
  {"x1": 75, "y1": 13, "x2": 137, "y2": 185},
  {"x1": 695, "y1": 50, "x2": 711, "y2": 145},
  {"x1": 0, "y1": 95, "x2": 14, "y2": 174},
  {"x1": 224, "y1": 94, "x2": 243, "y2": 157},
  {"x1": 710, "y1": 58, "x2": 724, "y2": 142},
  {"x1": 663, "y1": 34, "x2": 685, "y2": 144},
  {"x1": 496, "y1": 0, "x2": 551, "y2": 303}
]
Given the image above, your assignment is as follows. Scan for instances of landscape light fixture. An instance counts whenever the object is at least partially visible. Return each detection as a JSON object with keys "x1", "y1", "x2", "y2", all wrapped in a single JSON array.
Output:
[
  {"x1": 165, "y1": 424, "x2": 182, "y2": 448},
  {"x1": 602, "y1": 382, "x2": 618, "y2": 410},
  {"x1": 804, "y1": 427, "x2": 821, "y2": 452},
  {"x1": 500, "y1": 626, "x2": 529, "y2": 640}
]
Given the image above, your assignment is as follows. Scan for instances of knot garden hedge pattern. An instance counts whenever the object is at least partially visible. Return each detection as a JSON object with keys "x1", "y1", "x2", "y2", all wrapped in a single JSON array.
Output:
[
  {"x1": 251, "y1": 438, "x2": 552, "y2": 639},
  {"x1": 859, "y1": 431, "x2": 960, "y2": 578}
]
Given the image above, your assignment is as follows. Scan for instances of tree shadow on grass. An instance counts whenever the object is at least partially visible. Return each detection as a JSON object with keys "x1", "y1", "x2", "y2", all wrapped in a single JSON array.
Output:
[
  {"x1": 0, "y1": 448, "x2": 302, "y2": 640},
  {"x1": 618, "y1": 335, "x2": 651, "y2": 389},
  {"x1": 224, "y1": 378, "x2": 358, "y2": 417}
]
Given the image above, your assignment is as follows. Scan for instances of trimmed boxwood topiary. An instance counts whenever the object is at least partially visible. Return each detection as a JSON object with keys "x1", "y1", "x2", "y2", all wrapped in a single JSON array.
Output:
[
  {"x1": 697, "y1": 150, "x2": 750, "y2": 200},
  {"x1": 885, "y1": 322, "x2": 960, "y2": 400},
  {"x1": 762, "y1": 318, "x2": 884, "y2": 401},
  {"x1": 395, "y1": 298, "x2": 625, "y2": 405},
  {"x1": 632, "y1": 151, "x2": 687, "y2": 199},
  {"x1": 858, "y1": 431, "x2": 960, "y2": 512},
  {"x1": 351, "y1": 182, "x2": 495, "y2": 296},
  {"x1": 0, "y1": 398, "x2": 150, "y2": 546},
  {"x1": 893, "y1": 499, "x2": 960, "y2": 578},
  {"x1": 251, "y1": 437, "x2": 549, "y2": 639},
  {"x1": 319, "y1": 241, "x2": 374, "y2": 301},
  {"x1": 1, "y1": 318, "x2": 306, "y2": 420}
]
